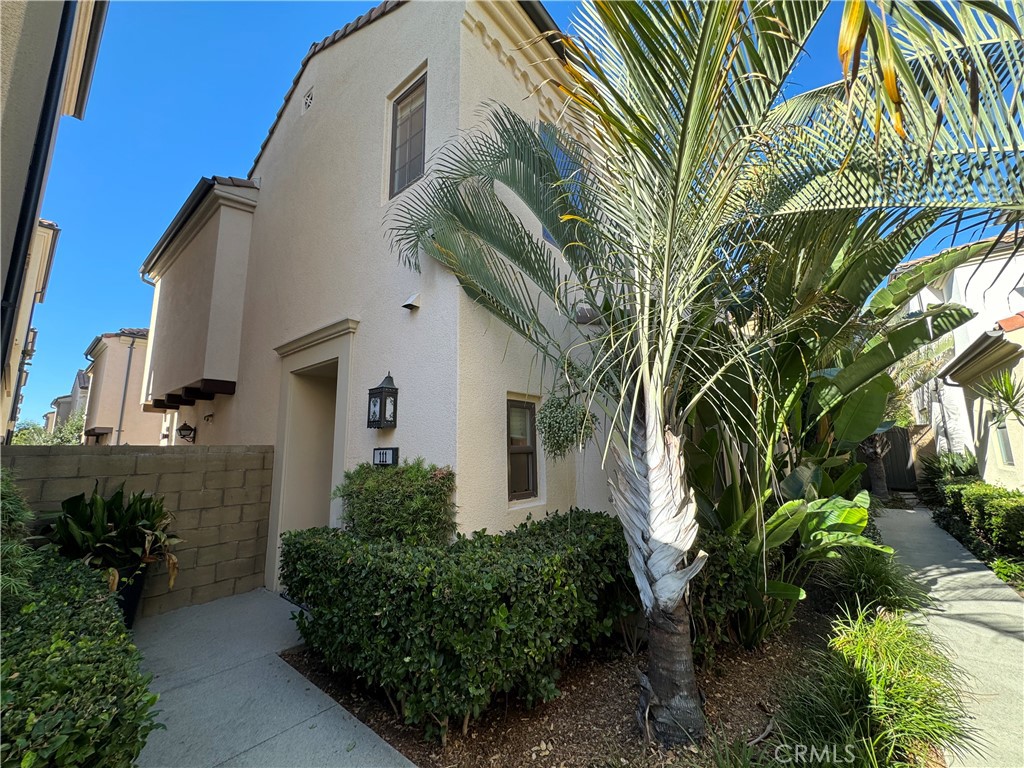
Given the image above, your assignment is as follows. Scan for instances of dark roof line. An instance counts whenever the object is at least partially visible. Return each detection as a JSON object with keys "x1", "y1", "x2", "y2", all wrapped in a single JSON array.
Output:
[
  {"x1": 246, "y1": 0, "x2": 563, "y2": 176},
  {"x1": 140, "y1": 176, "x2": 257, "y2": 276}
]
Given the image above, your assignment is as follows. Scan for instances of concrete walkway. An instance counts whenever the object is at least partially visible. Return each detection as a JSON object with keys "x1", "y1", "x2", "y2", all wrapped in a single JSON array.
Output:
[
  {"x1": 875, "y1": 506, "x2": 1024, "y2": 768},
  {"x1": 133, "y1": 589, "x2": 414, "y2": 768}
]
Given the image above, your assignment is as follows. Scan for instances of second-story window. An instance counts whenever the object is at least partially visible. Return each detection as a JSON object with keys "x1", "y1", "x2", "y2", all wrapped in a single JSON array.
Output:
[{"x1": 390, "y1": 75, "x2": 426, "y2": 197}]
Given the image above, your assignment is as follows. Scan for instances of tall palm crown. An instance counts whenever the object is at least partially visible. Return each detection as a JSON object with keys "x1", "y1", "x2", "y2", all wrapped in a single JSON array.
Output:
[{"x1": 391, "y1": 0, "x2": 1022, "y2": 744}]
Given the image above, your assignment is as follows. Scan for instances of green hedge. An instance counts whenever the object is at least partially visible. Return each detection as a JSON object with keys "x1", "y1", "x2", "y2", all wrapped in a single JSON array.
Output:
[
  {"x1": 280, "y1": 509, "x2": 632, "y2": 741},
  {"x1": 938, "y1": 478, "x2": 1024, "y2": 558},
  {"x1": 332, "y1": 458, "x2": 456, "y2": 546},
  {"x1": 936, "y1": 476, "x2": 983, "y2": 518},
  {"x1": 985, "y1": 497, "x2": 1024, "y2": 556},
  {"x1": 1, "y1": 553, "x2": 160, "y2": 768}
]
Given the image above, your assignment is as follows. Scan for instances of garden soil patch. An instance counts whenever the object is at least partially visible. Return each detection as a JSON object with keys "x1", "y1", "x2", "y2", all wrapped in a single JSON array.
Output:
[{"x1": 280, "y1": 605, "x2": 833, "y2": 768}]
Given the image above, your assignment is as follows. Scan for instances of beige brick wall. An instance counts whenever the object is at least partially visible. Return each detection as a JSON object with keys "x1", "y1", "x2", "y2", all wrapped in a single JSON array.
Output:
[{"x1": 2, "y1": 445, "x2": 274, "y2": 617}]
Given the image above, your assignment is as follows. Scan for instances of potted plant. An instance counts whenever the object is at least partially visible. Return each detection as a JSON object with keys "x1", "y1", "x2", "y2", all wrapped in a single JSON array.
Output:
[{"x1": 43, "y1": 482, "x2": 182, "y2": 627}]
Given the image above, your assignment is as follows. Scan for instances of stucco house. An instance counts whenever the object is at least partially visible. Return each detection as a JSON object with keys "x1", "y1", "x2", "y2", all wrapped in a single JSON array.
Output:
[
  {"x1": 139, "y1": 0, "x2": 609, "y2": 584},
  {"x1": 1, "y1": 0, "x2": 106, "y2": 435},
  {"x1": 899, "y1": 234, "x2": 1024, "y2": 455},
  {"x1": 45, "y1": 368, "x2": 90, "y2": 434},
  {"x1": 937, "y1": 312, "x2": 1024, "y2": 490},
  {"x1": 82, "y1": 328, "x2": 163, "y2": 445},
  {"x1": 2, "y1": 221, "x2": 59, "y2": 439}
]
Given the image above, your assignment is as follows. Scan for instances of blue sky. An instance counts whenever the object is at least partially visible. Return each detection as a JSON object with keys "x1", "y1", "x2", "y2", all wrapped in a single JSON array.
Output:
[{"x1": 26, "y1": 0, "x2": 857, "y2": 422}]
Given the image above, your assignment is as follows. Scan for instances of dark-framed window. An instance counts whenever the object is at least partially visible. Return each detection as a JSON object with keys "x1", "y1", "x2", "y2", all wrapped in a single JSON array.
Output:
[
  {"x1": 996, "y1": 424, "x2": 1015, "y2": 466},
  {"x1": 508, "y1": 400, "x2": 538, "y2": 500},
  {"x1": 390, "y1": 75, "x2": 426, "y2": 197}
]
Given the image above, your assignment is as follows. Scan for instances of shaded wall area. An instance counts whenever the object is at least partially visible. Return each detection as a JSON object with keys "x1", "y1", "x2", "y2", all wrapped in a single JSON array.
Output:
[{"x1": 2, "y1": 444, "x2": 274, "y2": 616}]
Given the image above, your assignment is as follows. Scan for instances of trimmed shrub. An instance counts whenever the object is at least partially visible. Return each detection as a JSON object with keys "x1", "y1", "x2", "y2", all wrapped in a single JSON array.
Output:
[
  {"x1": 986, "y1": 496, "x2": 1024, "y2": 556},
  {"x1": 1, "y1": 469, "x2": 39, "y2": 603},
  {"x1": 280, "y1": 509, "x2": 631, "y2": 741},
  {"x1": 777, "y1": 608, "x2": 971, "y2": 767},
  {"x1": 938, "y1": 476, "x2": 983, "y2": 520},
  {"x1": 918, "y1": 451, "x2": 978, "y2": 507},
  {"x1": 960, "y1": 483, "x2": 1013, "y2": 533},
  {"x1": 1, "y1": 552, "x2": 160, "y2": 768},
  {"x1": 332, "y1": 458, "x2": 456, "y2": 545}
]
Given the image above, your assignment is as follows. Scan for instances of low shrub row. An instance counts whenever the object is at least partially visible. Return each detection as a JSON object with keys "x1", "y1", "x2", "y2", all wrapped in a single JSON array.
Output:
[
  {"x1": 0, "y1": 552, "x2": 161, "y2": 768},
  {"x1": 935, "y1": 476, "x2": 1024, "y2": 557},
  {"x1": 280, "y1": 509, "x2": 633, "y2": 742}
]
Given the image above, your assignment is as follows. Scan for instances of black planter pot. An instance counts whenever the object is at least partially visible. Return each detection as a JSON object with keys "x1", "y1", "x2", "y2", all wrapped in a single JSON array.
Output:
[{"x1": 117, "y1": 566, "x2": 147, "y2": 628}]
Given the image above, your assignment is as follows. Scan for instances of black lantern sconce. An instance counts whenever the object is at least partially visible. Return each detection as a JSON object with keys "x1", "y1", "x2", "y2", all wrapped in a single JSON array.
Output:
[
  {"x1": 176, "y1": 422, "x2": 197, "y2": 443},
  {"x1": 367, "y1": 373, "x2": 398, "y2": 429}
]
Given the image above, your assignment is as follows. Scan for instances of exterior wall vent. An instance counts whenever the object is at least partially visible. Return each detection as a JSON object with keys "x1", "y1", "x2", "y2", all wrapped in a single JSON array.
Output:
[{"x1": 302, "y1": 87, "x2": 314, "y2": 114}]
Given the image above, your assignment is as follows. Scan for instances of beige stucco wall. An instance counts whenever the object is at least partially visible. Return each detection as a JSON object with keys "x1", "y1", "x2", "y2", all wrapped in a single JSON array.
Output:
[
  {"x1": 2, "y1": 222, "x2": 57, "y2": 434},
  {"x1": 85, "y1": 336, "x2": 164, "y2": 445},
  {"x1": 0, "y1": 0, "x2": 62, "y2": 293},
  {"x1": 145, "y1": 189, "x2": 256, "y2": 400},
  {"x1": 962, "y1": 330, "x2": 1024, "y2": 490},
  {"x1": 145, "y1": 2, "x2": 614, "y2": 582}
]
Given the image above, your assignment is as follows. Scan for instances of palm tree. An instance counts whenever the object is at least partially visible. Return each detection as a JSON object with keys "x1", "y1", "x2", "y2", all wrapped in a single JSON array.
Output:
[{"x1": 391, "y1": 0, "x2": 1022, "y2": 745}]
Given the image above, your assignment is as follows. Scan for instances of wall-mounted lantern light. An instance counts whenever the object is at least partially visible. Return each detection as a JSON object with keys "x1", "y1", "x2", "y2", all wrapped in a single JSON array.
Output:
[
  {"x1": 367, "y1": 373, "x2": 398, "y2": 429},
  {"x1": 176, "y1": 422, "x2": 197, "y2": 443}
]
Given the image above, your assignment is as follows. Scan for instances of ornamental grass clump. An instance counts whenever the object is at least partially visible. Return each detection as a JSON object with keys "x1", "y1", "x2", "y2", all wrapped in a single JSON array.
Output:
[{"x1": 777, "y1": 608, "x2": 972, "y2": 767}]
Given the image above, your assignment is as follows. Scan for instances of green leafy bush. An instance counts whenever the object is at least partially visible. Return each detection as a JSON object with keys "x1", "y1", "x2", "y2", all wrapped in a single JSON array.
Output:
[
  {"x1": 777, "y1": 608, "x2": 971, "y2": 767},
  {"x1": 984, "y1": 496, "x2": 1024, "y2": 556},
  {"x1": 688, "y1": 529, "x2": 756, "y2": 666},
  {"x1": 960, "y1": 483, "x2": 1013, "y2": 532},
  {"x1": 937, "y1": 476, "x2": 984, "y2": 519},
  {"x1": 917, "y1": 451, "x2": 978, "y2": 507},
  {"x1": 1, "y1": 470, "x2": 39, "y2": 603},
  {"x1": 332, "y1": 458, "x2": 456, "y2": 545},
  {"x1": 811, "y1": 548, "x2": 927, "y2": 612},
  {"x1": 280, "y1": 509, "x2": 631, "y2": 741},
  {"x1": 1, "y1": 552, "x2": 160, "y2": 768}
]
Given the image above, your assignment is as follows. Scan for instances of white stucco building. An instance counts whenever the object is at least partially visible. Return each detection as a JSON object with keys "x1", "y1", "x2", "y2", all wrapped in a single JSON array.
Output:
[
  {"x1": 139, "y1": 0, "x2": 610, "y2": 583},
  {"x1": 901, "y1": 233, "x2": 1024, "y2": 463}
]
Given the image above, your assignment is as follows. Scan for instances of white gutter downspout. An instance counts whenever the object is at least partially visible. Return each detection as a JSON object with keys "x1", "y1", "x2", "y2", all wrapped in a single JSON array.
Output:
[{"x1": 115, "y1": 337, "x2": 139, "y2": 445}]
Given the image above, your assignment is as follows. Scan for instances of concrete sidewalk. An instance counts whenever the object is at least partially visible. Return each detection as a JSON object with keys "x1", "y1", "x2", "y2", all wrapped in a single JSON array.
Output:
[
  {"x1": 875, "y1": 506, "x2": 1024, "y2": 768},
  {"x1": 133, "y1": 589, "x2": 414, "y2": 768}
]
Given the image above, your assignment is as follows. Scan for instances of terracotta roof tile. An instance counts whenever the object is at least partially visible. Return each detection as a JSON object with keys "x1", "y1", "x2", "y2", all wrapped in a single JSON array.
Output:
[
  {"x1": 997, "y1": 312, "x2": 1024, "y2": 332},
  {"x1": 248, "y1": 0, "x2": 407, "y2": 175}
]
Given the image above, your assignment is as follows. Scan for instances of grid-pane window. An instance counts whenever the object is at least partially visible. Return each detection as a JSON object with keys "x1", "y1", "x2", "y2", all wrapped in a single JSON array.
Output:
[
  {"x1": 390, "y1": 76, "x2": 426, "y2": 197},
  {"x1": 508, "y1": 400, "x2": 537, "y2": 500}
]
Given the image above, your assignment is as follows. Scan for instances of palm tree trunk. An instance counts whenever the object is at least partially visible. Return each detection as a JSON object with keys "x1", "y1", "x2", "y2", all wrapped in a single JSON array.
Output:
[
  {"x1": 609, "y1": 401, "x2": 707, "y2": 745},
  {"x1": 862, "y1": 434, "x2": 889, "y2": 497},
  {"x1": 639, "y1": 599, "x2": 705, "y2": 744}
]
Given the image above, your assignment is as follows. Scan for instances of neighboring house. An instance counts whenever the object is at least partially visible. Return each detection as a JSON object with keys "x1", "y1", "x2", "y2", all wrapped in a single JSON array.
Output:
[
  {"x1": 938, "y1": 313, "x2": 1024, "y2": 490},
  {"x1": 1, "y1": 0, "x2": 107, "y2": 416},
  {"x1": 901, "y1": 233, "x2": 1024, "y2": 453},
  {"x1": 1, "y1": 221, "x2": 59, "y2": 439},
  {"x1": 46, "y1": 368, "x2": 90, "y2": 432},
  {"x1": 83, "y1": 329, "x2": 163, "y2": 445},
  {"x1": 49, "y1": 395, "x2": 72, "y2": 431},
  {"x1": 139, "y1": 0, "x2": 609, "y2": 584}
]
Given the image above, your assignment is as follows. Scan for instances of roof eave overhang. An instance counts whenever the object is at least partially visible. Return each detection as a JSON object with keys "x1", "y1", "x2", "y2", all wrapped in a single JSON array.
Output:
[
  {"x1": 140, "y1": 179, "x2": 259, "y2": 279},
  {"x1": 940, "y1": 329, "x2": 1024, "y2": 385}
]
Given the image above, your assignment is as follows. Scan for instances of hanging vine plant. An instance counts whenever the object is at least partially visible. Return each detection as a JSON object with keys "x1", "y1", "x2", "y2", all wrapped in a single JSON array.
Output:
[{"x1": 536, "y1": 394, "x2": 596, "y2": 460}]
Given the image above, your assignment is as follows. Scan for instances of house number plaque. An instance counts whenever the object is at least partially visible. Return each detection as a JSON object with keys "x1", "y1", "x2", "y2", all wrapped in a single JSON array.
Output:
[{"x1": 372, "y1": 447, "x2": 399, "y2": 467}]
